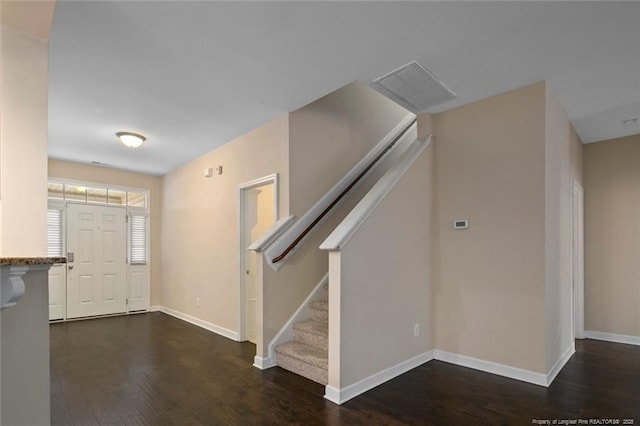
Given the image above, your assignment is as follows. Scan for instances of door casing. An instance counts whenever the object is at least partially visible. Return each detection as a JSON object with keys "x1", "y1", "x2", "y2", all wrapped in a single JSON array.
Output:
[{"x1": 238, "y1": 174, "x2": 279, "y2": 342}]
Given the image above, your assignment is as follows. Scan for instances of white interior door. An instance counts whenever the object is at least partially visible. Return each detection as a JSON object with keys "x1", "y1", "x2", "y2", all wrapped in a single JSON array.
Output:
[
  {"x1": 242, "y1": 183, "x2": 275, "y2": 343},
  {"x1": 573, "y1": 180, "x2": 585, "y2": 339},
  {"x1": 66, "y1": 204, "x2": 127, "y2": 319},
  {"x1": 48, "y1": 264, "x2": 66, "y2": 320}
]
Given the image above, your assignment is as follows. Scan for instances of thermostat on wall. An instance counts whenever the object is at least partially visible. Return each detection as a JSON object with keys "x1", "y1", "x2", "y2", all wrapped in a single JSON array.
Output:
[{"x1": 453, "y1": 219, "x2": 469, "y2": 230}]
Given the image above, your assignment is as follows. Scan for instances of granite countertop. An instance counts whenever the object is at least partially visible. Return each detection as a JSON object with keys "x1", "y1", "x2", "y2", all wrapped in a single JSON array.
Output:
[{"x1": 0, "y1": 257, "x2": 66, "y2": 266}]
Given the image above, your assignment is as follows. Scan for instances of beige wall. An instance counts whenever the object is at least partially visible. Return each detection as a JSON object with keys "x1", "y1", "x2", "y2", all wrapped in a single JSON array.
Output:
[
  {"x1": 584, "y1": 134, "x2": 640, "y2": 337},
  {"x1": 430, "y1": 82, "x2": 548, "y2": 373},
  {"x1": 0, "y1": 26, "x2": 50, "y2": 256},
  {"x1": 48, "y1": 160, "x2": 164, "y2": 305},
  {"x1": 330, "y1": 143, "x2": 433, "y2": 388},
  {"x1": 161, "y1": 114, "x2": 289, "y2": 334},
  {"x1": 544, "y1": 86, "x2": 583, "y2": 370},
  {"x1": 289, "y1": 81, "x2": 410, "y2": 216}
]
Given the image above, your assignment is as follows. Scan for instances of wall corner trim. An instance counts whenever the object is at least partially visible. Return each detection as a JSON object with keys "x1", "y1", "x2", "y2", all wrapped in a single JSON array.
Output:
[
  {"x1": 253, "y1": 356, "x2": 277, "y2": 370},
  {"x1": 584, "y1": 330, "x2": 640, "y2": 346},
  {"x1": 153, "y1": 305, "x2": 239, "y2": 341},
  {"x1": 432, "y1": 350, "x2": 548, "y2": 387},
  {"x1": 324, "y1": 350, "x2": 434, "y2": 405}
]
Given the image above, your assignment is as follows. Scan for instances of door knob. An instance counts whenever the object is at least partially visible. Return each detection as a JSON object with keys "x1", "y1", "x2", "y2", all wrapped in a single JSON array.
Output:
[{"x1": 68, "y1": 265, "x2": 74, "y2": 270}]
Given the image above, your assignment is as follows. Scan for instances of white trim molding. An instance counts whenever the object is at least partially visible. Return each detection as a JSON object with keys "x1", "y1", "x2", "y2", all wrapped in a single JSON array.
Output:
[
  {"x1": 238, "y1": 173, "x2": 280, "y2": 224},
  {"x1": 324, "y1": 351, "x2": 434, "y2": 405},
  {"x1": 585, "y1": 330, "x2": 640, "y2": 346},
  {"x1": 153, "y1": 305, "x2": 239, "y2": 341},
  {"x1": 546, "y1": 344, "x2": 575, "y2": 386},
  {"x1": 432, "y1": 348, "x2": 575, "y2": 388},
  {"x1": 433, "y1": 350, "x2": 548, "y2": 387},
  {"x1": 253, "y1": 356, "x2": 278, "y2": 370}
]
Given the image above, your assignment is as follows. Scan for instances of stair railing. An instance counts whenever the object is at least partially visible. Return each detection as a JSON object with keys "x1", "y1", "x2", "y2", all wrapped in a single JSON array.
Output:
[{"x1": 265, "y1": 115, "x2": 417, "y2": 269}]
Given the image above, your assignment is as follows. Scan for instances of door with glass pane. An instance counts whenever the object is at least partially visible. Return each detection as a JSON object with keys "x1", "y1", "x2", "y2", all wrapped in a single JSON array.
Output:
[{"x1": 66, "y1": 204, "x2": 127, "y2": 318}]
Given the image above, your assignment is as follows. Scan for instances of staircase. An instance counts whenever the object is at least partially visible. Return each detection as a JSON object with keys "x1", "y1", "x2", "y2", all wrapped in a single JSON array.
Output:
[
  {"x1": 259, "y1": 116, "x2": 420, "y2": 390},
  {"x1": 274, "y1": 286, "x2": 329, "y2": 384}
]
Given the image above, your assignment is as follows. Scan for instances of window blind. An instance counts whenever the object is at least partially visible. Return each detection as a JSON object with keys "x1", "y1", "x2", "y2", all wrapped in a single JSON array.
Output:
[
  {"x1": 47, "y1": 209, "x2": 63, "y2": 257},
  {"x1": 129, "y1": 215, "x2": 147, "y2": 264}
]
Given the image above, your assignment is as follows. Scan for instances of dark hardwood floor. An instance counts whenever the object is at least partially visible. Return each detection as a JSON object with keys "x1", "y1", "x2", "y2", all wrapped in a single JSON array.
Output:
[{"x1": 51, "y1": 313, "x2": 640, "y2": 425}]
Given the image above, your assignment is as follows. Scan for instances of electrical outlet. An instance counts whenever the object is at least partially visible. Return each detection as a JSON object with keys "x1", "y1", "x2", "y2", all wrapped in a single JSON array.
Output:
[
  {"x1": 196, "y1": 297, "x2": 200, "y2": 307},
  {"x1": 414, "y1": 323, "x2": 420, "y2": 337}
]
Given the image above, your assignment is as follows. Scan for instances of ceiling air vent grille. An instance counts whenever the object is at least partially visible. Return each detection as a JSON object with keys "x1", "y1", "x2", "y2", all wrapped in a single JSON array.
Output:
[{"x1": 372, "y1": 61, "x2": 457, "y2": 113}]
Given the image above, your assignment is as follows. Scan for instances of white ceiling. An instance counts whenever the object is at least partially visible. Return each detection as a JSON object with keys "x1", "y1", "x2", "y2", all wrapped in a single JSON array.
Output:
[{"x1": 48, "y1": 1, "x2": 640, "y2": 176}]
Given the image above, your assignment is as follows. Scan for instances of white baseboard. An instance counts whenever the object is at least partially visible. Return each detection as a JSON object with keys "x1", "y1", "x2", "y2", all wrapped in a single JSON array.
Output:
[
  {"x1": 253, "y1": 355, "x2": 277, "y2": 370},
  {"x1": 585, "y1": 330, "x2": 640, "y2": 346},
  {"x1": 324, "y1": 350, "x2": 434, "y2": 405},
  {"x1": 324, "y1": 346, "x2": 579, "y2": 405},
  {"x1": 153, "y1": 305, "x2": 239, "y2": 341},
  {"x1": 546, "y1": 343, "x2": 575, "y2": 386},
  {"x1": 432, "y1": 346, "x2": 575, "y2": 387},
  {"x1": 433, "y1": 349, "x2": 548, "y2": 387}
]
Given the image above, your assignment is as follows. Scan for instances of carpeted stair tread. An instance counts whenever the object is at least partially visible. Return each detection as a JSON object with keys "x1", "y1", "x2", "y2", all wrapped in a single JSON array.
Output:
[
  {"x1": 308, "y1": 300, "x2": 328, "y2": 323},
  {"x1": 309, "y1": 300, "x2": 328, "y2": 312},
  {"x1": 275, "y1": 341, "x2": 328, "y2": 370},
  {"x1": 293, "y1": 319, "x2": 328, "y2": 351},
  {"x1": 275, "y1": 293, "x2": 330, "y2": 384},
  {"x1": 277, "y1": 352, "x2": 327, "y2": 385},
  {"x1": 293, "y1": 319, "x2": 328, "y2": 337}
]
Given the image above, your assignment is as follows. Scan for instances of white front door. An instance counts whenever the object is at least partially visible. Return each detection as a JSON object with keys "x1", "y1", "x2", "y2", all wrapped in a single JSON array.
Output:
[{"x1": 66, "y1": 204, "x2": 127, "y2": 319}]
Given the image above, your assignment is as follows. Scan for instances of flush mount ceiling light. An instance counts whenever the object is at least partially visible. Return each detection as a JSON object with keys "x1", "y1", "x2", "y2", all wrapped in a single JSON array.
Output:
[{"x1": 116, "y1": 131, "x2": 146, "y2": 148}]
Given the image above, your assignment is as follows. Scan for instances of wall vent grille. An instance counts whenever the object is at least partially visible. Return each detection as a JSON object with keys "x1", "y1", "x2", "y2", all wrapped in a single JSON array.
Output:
[{"x1": 372, "y1": 61, "x2": 457, "y2": 113}]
